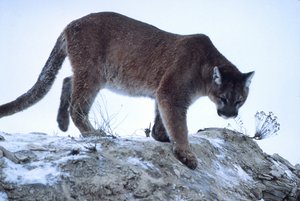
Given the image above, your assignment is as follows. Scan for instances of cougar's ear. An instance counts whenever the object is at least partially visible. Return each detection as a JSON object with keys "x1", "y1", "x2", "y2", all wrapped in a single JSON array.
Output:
[
  {"x1": 213, "y1": 66, "x2": 222, "y2": 85},
  {"x1": 244, "y1": 71, "x2": 255, "y2": 88}
]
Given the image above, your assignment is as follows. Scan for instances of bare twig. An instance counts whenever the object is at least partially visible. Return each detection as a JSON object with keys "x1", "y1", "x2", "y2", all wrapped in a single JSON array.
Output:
[
  {"x1": 90, "y1": 95, "x2": 124, "y2": 138},
  {"x1": 84, "y1": 143, "x2": 97, "y2": 153},
  {"x1": 253, "y1": 111, "x2": 280, "y2": 140},
  {"x1": 144, "y1": 122, "x2": 151, "y2": 137}
]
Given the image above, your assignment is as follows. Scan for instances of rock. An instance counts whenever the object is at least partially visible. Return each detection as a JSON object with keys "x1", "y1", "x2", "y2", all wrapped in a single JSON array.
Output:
[
  {"x1": 0, "y1": 128, "x2": 299, "y2": 201},
  {"x1": 272, "y1": 153, "x2": 295, "y2": 171},
  {"x1": 294, "y1": 164, "x2": 300, "y2": 177}
]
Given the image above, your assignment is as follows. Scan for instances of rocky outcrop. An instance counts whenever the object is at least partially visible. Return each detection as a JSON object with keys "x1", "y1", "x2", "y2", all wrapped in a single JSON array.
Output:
[{"x1": 0, "y1": 128, "x2": 299, "y2": 201}]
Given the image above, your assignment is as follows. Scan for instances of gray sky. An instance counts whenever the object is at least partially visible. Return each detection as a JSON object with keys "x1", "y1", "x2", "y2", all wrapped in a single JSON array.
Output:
[{"x1": 0, "y1": 0, "x2": 300, "y2": 164}]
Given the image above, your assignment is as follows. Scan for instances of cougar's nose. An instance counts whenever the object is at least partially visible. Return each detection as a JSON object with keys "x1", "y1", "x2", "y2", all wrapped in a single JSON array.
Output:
[{"x1": 217, "y1": 109, "x2": 238, "y2": 119}]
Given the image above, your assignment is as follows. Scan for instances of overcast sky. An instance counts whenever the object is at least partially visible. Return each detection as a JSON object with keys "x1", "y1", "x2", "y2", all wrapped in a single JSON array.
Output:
[{"x1": 0, "y1": 0, "x2": 299, "y2": 164}]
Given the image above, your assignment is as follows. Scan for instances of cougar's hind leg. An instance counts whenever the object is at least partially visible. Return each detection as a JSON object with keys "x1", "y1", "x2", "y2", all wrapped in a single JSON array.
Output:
[
  {"x1": 70, "y1": 74, "x2": 102, "y2": 137},
  {"x1": 57, "y1": 76, "x2": 72, "y2": 131},
  {"x1": 151, "y1": 102, "x2": 170, "y2": 142}
]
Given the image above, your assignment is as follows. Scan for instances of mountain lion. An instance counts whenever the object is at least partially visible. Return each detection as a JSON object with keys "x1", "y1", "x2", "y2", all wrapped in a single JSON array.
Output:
[{"x1": 0, "y1": 12, "x2": 254, "y2": 169}]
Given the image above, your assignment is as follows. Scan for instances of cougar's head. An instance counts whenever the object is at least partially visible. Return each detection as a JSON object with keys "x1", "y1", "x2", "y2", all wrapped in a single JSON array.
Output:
[{"x1": 208, "y1": 66, "x2": 254, "y2": 119}]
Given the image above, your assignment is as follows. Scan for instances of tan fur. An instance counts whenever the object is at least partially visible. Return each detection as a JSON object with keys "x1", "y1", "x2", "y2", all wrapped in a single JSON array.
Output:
[{"x1": 0, "y1": 12, "x2": 254, "y2": 169}]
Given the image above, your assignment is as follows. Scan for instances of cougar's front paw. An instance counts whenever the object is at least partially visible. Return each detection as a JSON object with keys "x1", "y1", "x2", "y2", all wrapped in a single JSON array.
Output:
[{"x1": 173, "y1": 146, "x2": 198, "y2": 170}]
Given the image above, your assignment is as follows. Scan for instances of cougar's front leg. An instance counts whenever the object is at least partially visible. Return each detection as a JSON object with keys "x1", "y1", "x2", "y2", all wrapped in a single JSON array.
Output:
[
  {"x1": 151, "y1": 102, "x2": 170, "y2": 142},
  {"x1": 156, "y1": 89, "x2": 198, "y2": 170},
  {"x1": 57, "y1": 76, "x2": 72, "y2": 131}
]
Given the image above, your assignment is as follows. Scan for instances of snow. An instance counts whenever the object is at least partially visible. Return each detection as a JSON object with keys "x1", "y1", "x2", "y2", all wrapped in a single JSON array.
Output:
[
  {"x1": 234, "y1": 165, "x2": 252, "y2": 182},
  {"x1": 270, "y1": 158, "x2": 295, "y2": 180},
  {"x1": 0, "y1": 131, "x2": 160, "y2": 186},
  {"x1": 119, "y1": 134, "x2": 153, "y2": 142},
  {"x1": 205, "y1": 132, "x2": 254, "y2": 187},
  {"x1": 174, "y1": 195, "x2": 187, "y2": 201},
  {"x1": 198, "y1": 134, "x2": 225, "y2": 150},
  {"x1": 3, "y1": 155, "x2": 90, "y2": 185},
  {"x1": 2, "y1": 154, "x2": 89, "y2": 185},
  {"x1": 0, "y1": 192, "x2": 8, "y2": 201},
  {"x1": 0, "y1": 132, "x2": 86, "y2": 152},
  {"x1": 215, "y1": 163, "x2": 237, "y2": 186},
  {"x1": 0, "y1": 131, "x2": 158, "y2": 187},
  {"x1": 214, "y1": 162, "x2": 253, "y2": 187},
  {"x1": 3, "y1": 159, "x2": 61, "y2": 185},
  {"x1": 127, "y1": 156, "x2": 156, "y2": 170},
  {"x1": 0, "y1": 131, "x2": 91, "y2": 185}
]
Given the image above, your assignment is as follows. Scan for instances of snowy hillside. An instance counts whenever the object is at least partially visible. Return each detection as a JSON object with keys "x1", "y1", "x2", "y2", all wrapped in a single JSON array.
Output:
[{"x1": 0, "y1": 128, "x2": 299, "y2": 200}]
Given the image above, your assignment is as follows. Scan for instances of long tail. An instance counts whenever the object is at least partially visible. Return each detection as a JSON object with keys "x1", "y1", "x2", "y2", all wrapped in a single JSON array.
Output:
[{"x1": 0, "y1": 33, "x2": 67, "y2": 118}]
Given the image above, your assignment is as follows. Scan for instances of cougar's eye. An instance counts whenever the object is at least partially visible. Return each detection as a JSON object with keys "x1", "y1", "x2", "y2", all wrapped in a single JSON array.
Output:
[
  {"x1": 235, "y1": 96, "x2": 244, "y2": 106},
  {"x1": 235, "y1": 100, "x2": 242, "y2": 106},
  {"x1": 219, "y1": 97, "x2": 228, "y2": 104}
]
